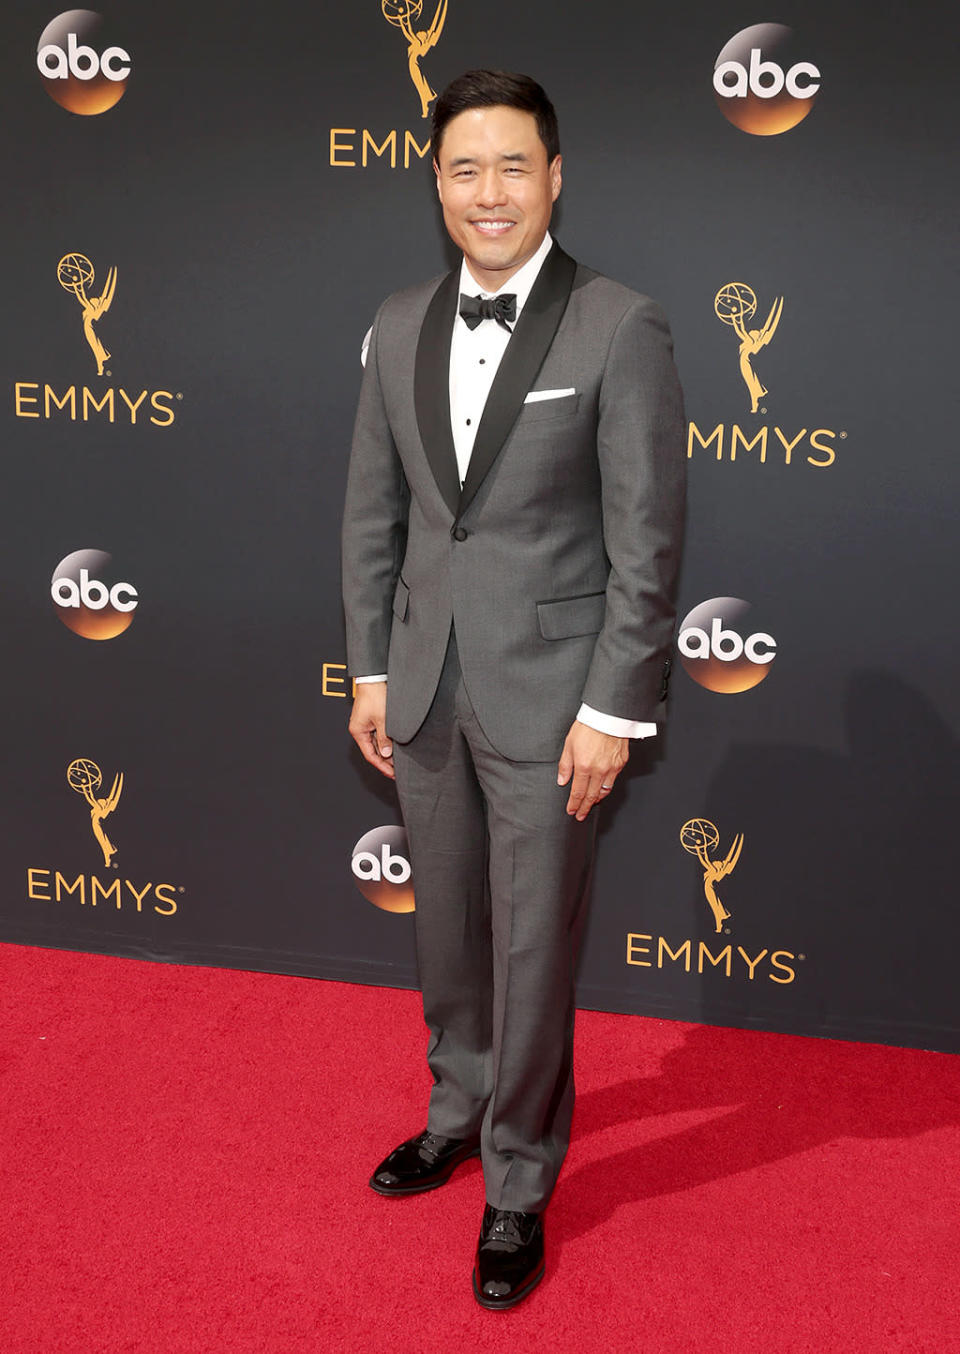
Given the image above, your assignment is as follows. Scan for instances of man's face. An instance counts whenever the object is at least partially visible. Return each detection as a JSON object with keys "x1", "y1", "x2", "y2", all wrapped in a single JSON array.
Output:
[{"x1": 434, "y1": 105, "x2": 562, "y2": 292}]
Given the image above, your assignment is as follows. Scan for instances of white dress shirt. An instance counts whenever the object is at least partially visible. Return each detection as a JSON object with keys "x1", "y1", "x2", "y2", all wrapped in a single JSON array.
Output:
[
  {"x1": 448, "y1": 232, "x2": 555, "y2": 485},
  {"x1": 357, "y1": 233, "x2": 656, "y2": 742}
]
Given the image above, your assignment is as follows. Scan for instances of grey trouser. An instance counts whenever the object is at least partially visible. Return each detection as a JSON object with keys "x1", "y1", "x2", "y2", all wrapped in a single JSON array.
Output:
[{"x1": 392, "y1": 631, "x2": 597, "y2": 1212}]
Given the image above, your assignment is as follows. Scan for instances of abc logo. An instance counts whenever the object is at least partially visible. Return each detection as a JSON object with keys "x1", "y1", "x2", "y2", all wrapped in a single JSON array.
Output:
[
  {"x1": 51, "y1": 549, "x2": 138, "y2": 640},
  {"x1": 714, "y1": 24, "x2": 820, "y2": 136},
  {"x1": 351, "y1": 825, "x2": 415, "y2": 913},
  {"x1": 37, "y1": 10, "x2": 130, "y2": 116},
  {"x1": 678, "y1": 597, "x2": 776, "y2": 693}
]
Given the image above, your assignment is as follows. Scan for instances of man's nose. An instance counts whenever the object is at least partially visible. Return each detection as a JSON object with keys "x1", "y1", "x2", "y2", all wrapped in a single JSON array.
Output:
[{"x1": 475, "y1": 170, "x2": 507, "y2": 207}]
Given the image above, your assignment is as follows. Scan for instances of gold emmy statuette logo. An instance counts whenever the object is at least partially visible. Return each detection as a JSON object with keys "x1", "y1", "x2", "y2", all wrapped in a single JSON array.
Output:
[
  {"x1": 58, "y1": 253, "x2": 116, "y2": 376},
  {"x1": 381, "y1": 0, "x2": 447, "y2": 119},
  {"x1": 68, "y1": 758, "x2": 123, "y2": 868},
  {"x1": 680, "y1": 818, "x2": 743, "y2": 933},
  {"x1": 715, "y1": 283, "x2": 782, "y2": 414}
]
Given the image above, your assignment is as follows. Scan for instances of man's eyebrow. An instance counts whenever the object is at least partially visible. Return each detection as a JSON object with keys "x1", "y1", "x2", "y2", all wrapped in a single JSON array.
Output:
[{"x1": 446, "y1": 152, "x2": 532, "y2": 168}]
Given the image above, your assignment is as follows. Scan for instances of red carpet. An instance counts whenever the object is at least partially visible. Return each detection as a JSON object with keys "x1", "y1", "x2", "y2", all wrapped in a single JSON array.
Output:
[{"x1": 1, "y1": 943, "x2": 958, "y2": 1353}]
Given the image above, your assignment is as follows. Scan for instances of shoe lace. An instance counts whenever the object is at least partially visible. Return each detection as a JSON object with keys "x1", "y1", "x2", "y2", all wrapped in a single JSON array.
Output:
[
  {"x1": 484, "y1": 1209, "x2": 525, "y2": 1248},
  {"x1": 417, "y1": 1131, "x2": 450, "y2": 1158}
]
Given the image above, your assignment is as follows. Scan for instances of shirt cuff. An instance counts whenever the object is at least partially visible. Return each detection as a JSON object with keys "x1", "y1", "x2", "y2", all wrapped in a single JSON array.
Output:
[
  {"x1": 577, "y1": 703, "x2": 657, "y2": 740},
  {"x1": 354, "y1": 674, "x2": 387, "y2": 683}
]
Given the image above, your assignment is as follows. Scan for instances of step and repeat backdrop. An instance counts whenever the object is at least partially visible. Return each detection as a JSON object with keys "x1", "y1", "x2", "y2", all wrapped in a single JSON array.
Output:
[{"x1": 1, "y1": 3, "x2": 956, "y2": 1052}]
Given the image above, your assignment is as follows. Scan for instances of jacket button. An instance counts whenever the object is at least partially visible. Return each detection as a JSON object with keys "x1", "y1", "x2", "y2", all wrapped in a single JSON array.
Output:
[{"x1": 452, "y1": 526, "x2": 468, "y2": 542}]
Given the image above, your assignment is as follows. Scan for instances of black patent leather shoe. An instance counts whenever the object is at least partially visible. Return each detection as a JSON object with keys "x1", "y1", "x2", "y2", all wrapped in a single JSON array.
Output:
[
  {"x1": 369, "y1": 1129, "x2": 481, "y2": 1196},
  {"x1": 472, "y1": 1205, "x2": 544, "y2": 1310}
]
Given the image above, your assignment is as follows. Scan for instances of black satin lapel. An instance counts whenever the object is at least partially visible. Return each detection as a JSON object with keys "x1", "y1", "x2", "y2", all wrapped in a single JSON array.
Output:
[
  {"x1": 457, "y1": 244, "x2": 578, "y2": 519},
  {"x1": 414, "y1": 269, "x2": 461, "y2": 519}
]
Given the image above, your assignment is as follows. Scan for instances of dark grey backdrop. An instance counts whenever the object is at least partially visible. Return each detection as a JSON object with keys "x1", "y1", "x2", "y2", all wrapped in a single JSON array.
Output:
[{"x1": 1, "y1": 1, "x2": 956, "y2": 1052}]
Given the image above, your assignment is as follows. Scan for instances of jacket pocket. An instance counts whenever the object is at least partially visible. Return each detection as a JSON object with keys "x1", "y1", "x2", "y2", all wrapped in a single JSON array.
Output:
[
  {"x1": 392, "y1": 576, "x2": 410, "y2": 622},
  {"x1": 518, "y1": 392, "x2": 580, "y2": 422},
  {"x1": 537, "y1": 591, "x2": 605, "y2": 640}
]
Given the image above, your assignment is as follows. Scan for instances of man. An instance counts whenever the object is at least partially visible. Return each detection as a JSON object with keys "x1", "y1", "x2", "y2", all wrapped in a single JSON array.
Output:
[{"x1": 342, "y1": 70, "x2": 685, "y2": 1309}]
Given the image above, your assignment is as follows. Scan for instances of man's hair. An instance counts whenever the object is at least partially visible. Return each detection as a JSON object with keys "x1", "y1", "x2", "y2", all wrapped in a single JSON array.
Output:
[{"x1": 432, "y1": 70, "x2": 560, "y2": 162}]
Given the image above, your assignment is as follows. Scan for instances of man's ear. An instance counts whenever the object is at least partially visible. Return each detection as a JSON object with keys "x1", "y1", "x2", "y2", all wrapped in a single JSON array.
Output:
[
  {"x1": 550, "y1": 155, "x2": 563, "y2": 203},
  {"x1": 433, "y1": 158, "x2": 442, "y2": 200}
]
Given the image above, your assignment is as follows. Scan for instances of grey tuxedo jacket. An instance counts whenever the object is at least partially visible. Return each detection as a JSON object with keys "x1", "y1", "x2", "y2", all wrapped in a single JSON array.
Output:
[{"x1": 341, "y1": 243, "x2": 686, "y2": 762}]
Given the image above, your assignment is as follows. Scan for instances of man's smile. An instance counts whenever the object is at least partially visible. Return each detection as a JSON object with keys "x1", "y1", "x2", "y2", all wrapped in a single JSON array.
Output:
[{"x1": 469, "y1": 219, "x2": 516, "y2": 236}]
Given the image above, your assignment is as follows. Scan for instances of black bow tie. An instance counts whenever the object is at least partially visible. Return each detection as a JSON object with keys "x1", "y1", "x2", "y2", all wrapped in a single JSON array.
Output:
[{"x1": 459, "y1": 292, "x2": 517, "y2": 332}]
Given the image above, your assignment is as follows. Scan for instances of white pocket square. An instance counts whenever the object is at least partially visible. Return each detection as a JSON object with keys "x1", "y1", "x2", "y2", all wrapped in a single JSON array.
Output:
[{"x1": 523, "y1": 387, "x2": 576, "y2": 403}]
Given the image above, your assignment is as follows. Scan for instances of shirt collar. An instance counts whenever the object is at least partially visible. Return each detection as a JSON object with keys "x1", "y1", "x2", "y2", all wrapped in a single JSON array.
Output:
[{"x1": 459, "y1": 232, "x2": 554, "y2": 322}]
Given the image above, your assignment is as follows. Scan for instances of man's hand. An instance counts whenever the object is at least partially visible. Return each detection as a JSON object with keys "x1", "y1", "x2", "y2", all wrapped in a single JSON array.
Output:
[
  {"x1": 557, "y1": 720, "x2": 629, "y2": 821},
  {"x1": 348, "y1": 681, "x2": 394, "y2": 780}
]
